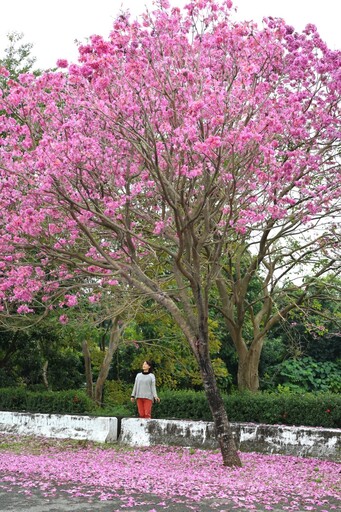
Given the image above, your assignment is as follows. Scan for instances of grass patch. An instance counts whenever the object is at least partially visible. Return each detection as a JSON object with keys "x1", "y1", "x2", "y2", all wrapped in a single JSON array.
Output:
[{"x1": 0, "y1": 433, "x2": 134, "y2": 455}]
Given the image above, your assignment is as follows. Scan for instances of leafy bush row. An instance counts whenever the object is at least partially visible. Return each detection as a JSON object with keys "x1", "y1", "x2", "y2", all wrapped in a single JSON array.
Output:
[
  {"x1": 149, "y1": 389, "x2": 341, "y2": 428},
  {"x1": 0, "y1": 388, "x2": 94, "y2": 414},
  {"x1": 1, "y1": 387, "x2": 339, "y2": 428}
]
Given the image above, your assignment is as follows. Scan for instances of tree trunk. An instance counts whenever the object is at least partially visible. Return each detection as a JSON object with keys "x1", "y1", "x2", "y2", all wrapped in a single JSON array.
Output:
[
  {"x1": 237, "y1": 340, "x2": 264, "y2": 392},
  {"x1": 82, "y1": 340, "x2": 94, "y2": 399},
  {"x1": 94, "y1": 318, "x2": 121, "y2": 406},
  {"x1": 197, "y1": 348, "x2": 242, "y2": 467},
  {"x1": 42, "y1": 360, "x2": 49, "y2": 390}
]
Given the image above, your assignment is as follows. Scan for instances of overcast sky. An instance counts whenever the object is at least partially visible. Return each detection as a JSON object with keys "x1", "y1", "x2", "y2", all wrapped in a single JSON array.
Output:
[{"x1": 1, "y1": 0, "x2": 340, "y2": 69}]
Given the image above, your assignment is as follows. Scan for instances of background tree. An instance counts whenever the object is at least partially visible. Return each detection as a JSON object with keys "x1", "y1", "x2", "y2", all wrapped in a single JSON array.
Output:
[
  {"x1": 259, "y1": 276, "x2": 341, "y2": 392},
  {"x1": 0, "y1": 32, "x2": 37, "y2": 83},
  {"x1": 82, "y1": 287, "x2": 143, "y2": 406},
  {"x1": 0, "y1": 316, "x2": 84, "y2": 390},
  {"x1": 0, "y1": 0, "x2": 340, "y2": 466}
]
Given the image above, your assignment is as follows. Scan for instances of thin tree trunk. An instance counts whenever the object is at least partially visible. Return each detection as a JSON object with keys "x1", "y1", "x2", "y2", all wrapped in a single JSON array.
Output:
[
  {"x1": 42, "y1": 360, "x2": 49, "y2": 390},
  {"x1": 82, "y1": 340, "x2": 94, "y2": 399},
  {"x1": 94, "y1": 318, "x2": 121, "y2": 406}
]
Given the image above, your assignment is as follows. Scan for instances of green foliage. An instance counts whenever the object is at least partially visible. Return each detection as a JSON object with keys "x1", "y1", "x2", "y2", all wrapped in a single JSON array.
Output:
[
  {"x1": 271, "y1": 390, "x2": 340, "y2": 429},
  {"x1": 45, "y1": 350, "x2": 84, "y2": 391},
  {"x1": 256, "y1": 276, "x2": 341, "y2": 393},
  {"x1": 0, "y1": 327, "x2": 49, "y2": 387},
  {"x1": 112, "y1": 306, "x2": 231, "y2": 391},
  {"x1": 262, "y1": 356, "x2": 341, "y2": 393},
  {"x1": 0, "y1": 388, "x2": 94, "y2": 414},
  {"x1": 0, "y1": 323, "x2": 85, "y2": 390},
  {"x1": 0, "y1": 368, "x2": 17, "y2": 388},
  {"x1": 0, "y1": 32, "x2": 37, "y2": 80},
  {"x1": 1, "y1": 386, "x2": 339, "y2": 428},
  {"x1": 95, "y1": 404, "x2": 134, "y2": 417},
  {"x1": 153, "y1": 389, "x2": 211, "y2": 420},
  {"x1": 0, "y1": 387, "x2": 27, "y2": 410},
  {"x1": 123, "y1": 307, "x2": 205, "y2": 389},
  {"x1": 103, "y1": 380, "x2": 131, "y2": 407}
]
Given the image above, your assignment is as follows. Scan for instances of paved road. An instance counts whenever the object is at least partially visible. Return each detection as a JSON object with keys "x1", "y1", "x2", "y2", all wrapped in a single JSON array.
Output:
[
  {"x1": 1, "y1": 481, "x2": 340, "y2": 512},
  {"x1": 0, "y1": 482, "x2": 229, "y2": 512},
  {"x1": 0, "y1": 483, "x2": 220, "y2": 511}
]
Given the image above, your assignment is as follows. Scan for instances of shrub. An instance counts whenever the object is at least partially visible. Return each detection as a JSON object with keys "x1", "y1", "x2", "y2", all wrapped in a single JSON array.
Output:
[
  {"x1": 0, "y1": 388, "x2": 94, "y2": 415},
  {"x1": 152, "y1": 390, "x2": 341, "y2": 428},
  {"x1": 0, "y1": 387, "x2": 27, "y2": 411},
  {"x1": 103, "y1": 380, "x2": 131, "y2": 407},
  {"x1": 0, "y1": 387, "x2": 339, "y2": 428},
  {"x1": 0, "y1": 368, "x2": 17, "y2": 388},
  {"x1": 262, "y1": 357, "x2": 341, "y2": 393},
  {"x1": 94, "y1": 404, "x2": 134, "y2": 417},
  {"x1": 275, "y1": 392, "x2": 340, "y2": 428},
  {"x1": 153, "y1": 389, "x2": 211, "y2": 420}
]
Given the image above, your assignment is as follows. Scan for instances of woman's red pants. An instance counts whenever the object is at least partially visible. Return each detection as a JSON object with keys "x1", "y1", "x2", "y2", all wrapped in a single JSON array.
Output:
[{"x1": 136, "y1": 398, "x2": 153, "y2": 419}]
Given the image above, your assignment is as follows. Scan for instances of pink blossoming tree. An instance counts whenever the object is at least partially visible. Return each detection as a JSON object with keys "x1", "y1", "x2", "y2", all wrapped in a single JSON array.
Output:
[{"x1": 0, "y1": 0, "x2": 340, "y2": 466}]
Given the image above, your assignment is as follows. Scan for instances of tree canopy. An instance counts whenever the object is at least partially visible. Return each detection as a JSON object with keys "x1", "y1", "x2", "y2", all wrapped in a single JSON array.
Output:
[{"x1": 0, "y1": 0, "x2": 340, "y2": 466}]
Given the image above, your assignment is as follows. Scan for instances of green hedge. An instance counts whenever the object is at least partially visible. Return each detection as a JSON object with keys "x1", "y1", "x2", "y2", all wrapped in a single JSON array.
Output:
[
  {"x1": 223, "y1": 392, "x2": 340, "y2": 428},
  {"x1": 0, "y1": 388, "x2": 94, "y2": 415},
  {"x1": 148, "y1": 390, "x2": 341, "y2": 428},
  {"x1": 1, "y1": 387, "x2": 339, "y2": 428}
]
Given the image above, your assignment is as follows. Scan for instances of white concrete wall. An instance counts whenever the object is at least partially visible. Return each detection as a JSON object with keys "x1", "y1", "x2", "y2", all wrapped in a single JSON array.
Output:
[
  {"x1": 0, "y1": 411, "x2": 117, "y2": 443},
  {"x1": 236, "y1": 423, "x2": 340, "y2": 460},
  {"x1": 0, "y1": 411, "x2": 339, "y2": 461},
  {"x1": 119, "y1": 418, "x2": 341, "y2": 461}
]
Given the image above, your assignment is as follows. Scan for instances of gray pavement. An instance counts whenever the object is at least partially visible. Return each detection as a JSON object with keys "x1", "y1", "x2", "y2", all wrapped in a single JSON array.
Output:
[
  {"x1": 0, "y1": 482, "x2": 222, "y2": 511},
  {"x1": 0, "y1": 481, "x2": 229, "y2": 511},
  {"x1": 1, "y1": 481, "x2": 340, "y2": 512}
]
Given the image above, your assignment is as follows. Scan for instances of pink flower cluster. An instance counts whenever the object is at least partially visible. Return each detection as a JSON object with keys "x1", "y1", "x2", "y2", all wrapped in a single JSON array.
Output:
[{"x1": 0, "y1": 0, "x2": 340, "y2": 311}]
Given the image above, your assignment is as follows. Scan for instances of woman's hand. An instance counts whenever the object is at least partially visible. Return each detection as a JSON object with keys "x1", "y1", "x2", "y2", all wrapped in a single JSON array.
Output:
[
  {"x1": 154, "y1": 397, "x2": 160, "y2": 403},
  {"x1": 130, "y1": 397, "x2": 135, "y2": 403}
]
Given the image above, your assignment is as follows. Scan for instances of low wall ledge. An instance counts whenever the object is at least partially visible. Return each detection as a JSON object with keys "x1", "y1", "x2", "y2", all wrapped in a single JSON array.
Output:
[
  {"x1": 0, "y1": 411, "x2": 117, "y2": 443},
  {"x1": 0, "y1": 411, "x2": 339, "y2": 462},
  {"x1": 119, "y1": 418, "x2": 340, "y2": 462}
]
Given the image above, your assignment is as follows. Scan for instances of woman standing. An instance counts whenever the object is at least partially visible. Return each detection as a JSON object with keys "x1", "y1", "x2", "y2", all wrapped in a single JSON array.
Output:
[{"x1": 131, "y1": 361, "x2": 160, "y2": 419}]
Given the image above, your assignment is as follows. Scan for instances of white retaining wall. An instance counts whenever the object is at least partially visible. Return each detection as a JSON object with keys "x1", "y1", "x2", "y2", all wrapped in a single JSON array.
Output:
[
  {"x1": 0, "y1": 411, "x2": 339, "y2": 461},
  {"x1": 0, "y1": 411, "x2": 117, "y2": 443},
  {"x1": 119, "y1": 418, "x2": 340, "y2": 461}
]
